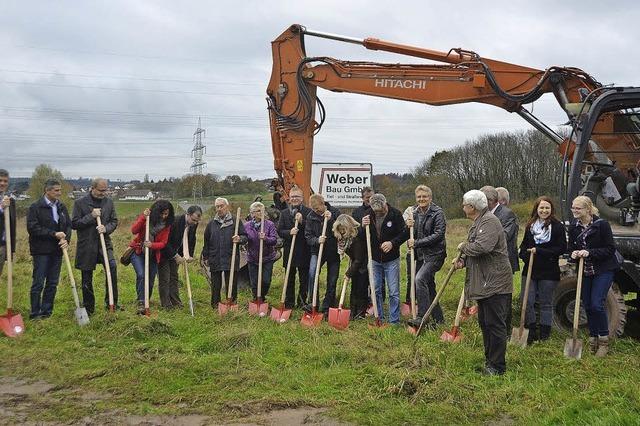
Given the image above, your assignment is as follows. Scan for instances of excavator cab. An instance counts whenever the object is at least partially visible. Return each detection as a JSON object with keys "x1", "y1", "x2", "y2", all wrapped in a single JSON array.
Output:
[{"x1": 554, "y1": 87, "x2": 640, "y2": 336}]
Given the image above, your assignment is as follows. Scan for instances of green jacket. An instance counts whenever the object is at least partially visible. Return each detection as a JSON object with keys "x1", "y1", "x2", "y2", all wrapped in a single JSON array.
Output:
[{"x1": 461, "y1": 210, "x2": 513, "y2": 300}]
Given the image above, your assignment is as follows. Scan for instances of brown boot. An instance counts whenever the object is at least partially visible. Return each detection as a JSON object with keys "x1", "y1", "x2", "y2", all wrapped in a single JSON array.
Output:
[
  {"x1": 588, "y1": 337, "x2": 598, "y2": 354},
  {"x1": 595, "y1": 336, "x2": 609, "y2": 357}
]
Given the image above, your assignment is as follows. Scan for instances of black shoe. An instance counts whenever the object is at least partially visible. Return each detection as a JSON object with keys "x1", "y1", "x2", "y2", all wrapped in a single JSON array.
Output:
[
  {"x1": 539, "y1": 325, "x2": 551, "y2": 340},
  {"x1": 136, "y1": 302, "x2": 146, "y2": 315},
  {"x1": 482, "y1": 366, "x2": 505, "y2": 376},
  {"x1": 407, "y1": 318, "x2": 422, "y2": 329},
  {"x1": 526, "y1": 323, "x2": 538, "y2": 345}
]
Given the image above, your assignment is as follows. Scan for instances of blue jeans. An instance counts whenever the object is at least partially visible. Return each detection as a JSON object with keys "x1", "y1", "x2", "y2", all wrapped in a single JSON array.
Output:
[
  {"x1": 307, "y1": 254, "x2": 340, "y2": 311},
  {"x1": 581, "y1": 271, "x2": 614, "y2": 337},
  {"x1": 372, "y1": 258, "x2": 400, "y2": 324},
  {"x1": 131, "y1": 252, "x2": 158, "y2": 303},
  {"x1": 524, "y1": 279, "x2": 557, "y2": 327},
  {"x1": 248, "y1": 261, "x2": 274, "y2": 301},
  {"x1": 30, "y1": 254, "x2": 62, "y2": 318}
]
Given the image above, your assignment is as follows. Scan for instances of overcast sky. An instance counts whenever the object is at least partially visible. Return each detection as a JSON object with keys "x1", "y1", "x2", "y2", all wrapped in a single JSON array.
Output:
[{"x1": 1, "y1": 1, "x2": 639, "y2": 181}]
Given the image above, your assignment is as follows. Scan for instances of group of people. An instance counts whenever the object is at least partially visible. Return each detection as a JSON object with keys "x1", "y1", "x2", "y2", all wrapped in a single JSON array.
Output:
[{"x1": 3, "y1": 168, "x2": 621, "y2": 376}]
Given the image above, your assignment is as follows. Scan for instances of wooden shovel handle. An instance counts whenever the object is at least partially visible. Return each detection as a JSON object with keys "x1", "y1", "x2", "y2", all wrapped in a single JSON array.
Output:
[
  {"x1": 338, "y1": 276, "x2": 349, "y2": 309},
  {"x1": 518, "y1": 251, "x2": 535, "y2": 334},
  {"x1": 96, "y1": 216, "x2": 114, "y2": 308},
  {"x1": 3, "y1": 203, "x2": 12, "y2": 310},
  {"x1": 312, "y1": 215, "x2": 329, "y2": 309},
  {"x1": 227, "y1": 207, "x2": 241, "y2": 300},
  {"x1": 257, "y1": 206, "x2": 265, "y2": 299},
  {"x1": 572, "y1": 258, "x2": 585, "y2": 340},
  {"x1": 409, "y1": 225, "x2": 416, "y2": 320},
  {"x1": 365, "y1": 224, "x2": 379, "y2": 319},
  {"x1": 144, "y1": 214, "x2": 150, "y2": 310},
  {"x1": 453, "y1": 286, "x2": 466, "y2": 328},
  {"x1": 281, "y1": 217, "x2": 299, "y2": 304}
]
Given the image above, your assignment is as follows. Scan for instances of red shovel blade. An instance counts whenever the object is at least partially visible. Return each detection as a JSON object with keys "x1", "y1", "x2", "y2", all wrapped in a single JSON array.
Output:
[
  {"x1": 0, "y1": 310, "x2": 25, "y2": 338},
  {"x1": 270, "y1": 305, "x2": 292, "y2": 323},
  {"x1": 368, "y1": 318, "x2": 387, "y2": 329},
  {"x1": 218, "y1": 301, "x2": 238, "y2": 316},
  {"x1": 300, "y1": 310, "x2": 323, "y2": 327},
  {"x1": 440, "y1": 326, "x2": 462, "y2": 343},
  {"x1": 328, "y1": 307, "x2": 351, "y2": 330},
  {"x1": 249, "y1": 300, "x2": 269, "y2": 317},
  {"x1": 406, "y1": 325, "x2": 418, "y2": 335},
  {"x1": 400, "y1": 302, "x2": 411, "y2": 317}
]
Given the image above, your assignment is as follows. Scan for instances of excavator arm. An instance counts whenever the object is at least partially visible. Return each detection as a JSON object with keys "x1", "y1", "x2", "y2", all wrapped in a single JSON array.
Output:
[{"x1": 266, "y1": 24, "x2": 610, "y2": 200}]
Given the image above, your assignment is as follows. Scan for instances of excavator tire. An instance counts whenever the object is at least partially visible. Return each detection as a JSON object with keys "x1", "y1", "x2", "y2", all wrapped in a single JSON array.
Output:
[{"x1": 552, "y1": 278, "x2": 627, "y2": 338}]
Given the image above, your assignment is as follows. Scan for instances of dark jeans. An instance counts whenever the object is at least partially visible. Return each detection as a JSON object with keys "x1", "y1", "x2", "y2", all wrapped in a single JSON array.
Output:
[
  {"x1": 524, "y1": 279, "x2": 558, "y2": 327},
  {"x1": 158, "y1": 259, "x2": 182, "y2": 308},
  {"x1": 131, "y1": 252, "x2": 158, "y2": 303},
  {"x1": 248, "y1": 260, "x2": 274, "y2": 301},
  {"x1": 285, "y1": 263, "x2": 309, "y2": 308},
  {"x1": 30, "y1": 254, "x2": 62, "y2": 318},
  {"x1": 477, "y1": 293, "x2": 511, "y2": 374},
  {"x1": 210, "y1": 268, "x2": 238, "y2": 306},
  {"x1": 81, "y1": 254, "x2": 118, "y2": 314},
  {"x1": 350, "y1": 270, "x2": 369, "y2": 318},
  {"x1": 308, "y1": 254, "x2": 340, "y2": 311},
  {"x1": 581, "y1": 271, "x2": 614, "y2": 337},
  {"x1": 414, "y1": 256, "x2": 445, "y2": 323}
]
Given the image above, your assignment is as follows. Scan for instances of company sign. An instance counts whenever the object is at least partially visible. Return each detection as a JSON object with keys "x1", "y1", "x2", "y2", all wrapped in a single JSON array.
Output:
[{"x1": 311, "y1": 163, "x2": 373, "y2": 208}]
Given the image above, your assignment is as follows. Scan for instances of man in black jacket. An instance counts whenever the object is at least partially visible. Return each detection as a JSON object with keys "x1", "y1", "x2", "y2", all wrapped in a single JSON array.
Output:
[
  {"x1": 482, "y1": 186, "x2": 519, "y2": 274},
  {"x1": 351, "y1": 186, "x2": 373, "y2": 224},
  {"x1": 278, "y1": 186, "x2": 311, "y2": 308},
  {"x1": 361, "y1": 193, "x2": 407, "y2": 324},
  {"x1": 0, "y1": 169, "x2": 16, "y2": 277},
  {"x1": 158, "y1": 205, "x2": 202, "y2": 308},
  {"x1": 26, "y1": 179, "x2": 71, "y2": 319},
  {"x1": 305, "y1": 194, "x2": 341, "y2": 312},
  {"x1": 405, "y1": 185, "x2": 447, "y2": 328},
  {"x1": 202, "y1": 197, "x2": 247, "y2": 307},
  {"x1": 71, "y1": 178, "x2": 119, "y2": 314}
]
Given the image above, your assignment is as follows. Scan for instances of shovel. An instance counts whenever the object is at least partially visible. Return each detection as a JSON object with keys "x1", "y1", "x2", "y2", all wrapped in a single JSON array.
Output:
[
  {"x1": 62, "y1": 247, "x2": 90, "y2": 326},
  {"x1": 328, "y1": 276, "x2": 351, "y2": 330},
  {"x1": 271, "y1": 216, "x2": 299, "y2": 323},
  {"x1": 564, "y1": 257, "x2": 585, "y2": 360},
  {"x1": 181, "y1": 227, "x2": 195, "y2": 316},
  {"x1": 301, "y1": 215, "x2": 328, "y2": 327},
  {"x1": 365, "y1": 224, "x2": 383, "y2": 327},
  {"x1": 414, "y1": 251, "x2": 462, "y2": 339},
  {"x1": 249, "y1": 206, "x2": 269, "y2": 317},
  {"x1": 406, "y1": 224, "x2": 418, "y2": 334},
  {"x1": 143, "y1": 213, "x2": 151, "y2": 317},
  {"x1": 440, "y1": 286, "x2": 466, "y2": 343},
  {"x1": 510, "y1": 251, "x2": 535, "y2": 347},
  {"x1": 0, "y1": 204, "x2": 24, "y2": 337},
  {"x1": 219, "y1": 208, "x2": 241, "y2": 316},
  {"x1": 96, "y1": 216, "x2": 115, "y2": 312}
]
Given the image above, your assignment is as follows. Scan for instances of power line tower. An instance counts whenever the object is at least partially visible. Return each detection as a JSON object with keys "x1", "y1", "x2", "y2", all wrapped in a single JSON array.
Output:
[{"x1": 190, "y1": 117, "x2": 206, "y2": 200}]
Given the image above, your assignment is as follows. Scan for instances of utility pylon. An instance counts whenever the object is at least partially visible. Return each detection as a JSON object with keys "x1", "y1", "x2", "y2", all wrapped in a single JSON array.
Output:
[{"x1": 190, "y1": 117, "x2": 206, "y2": 200}]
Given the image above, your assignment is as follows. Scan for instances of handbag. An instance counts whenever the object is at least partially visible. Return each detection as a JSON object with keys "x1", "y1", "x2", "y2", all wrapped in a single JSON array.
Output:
[{"x1": 120, "y1": 247, "x2": 134, "y2": 266}]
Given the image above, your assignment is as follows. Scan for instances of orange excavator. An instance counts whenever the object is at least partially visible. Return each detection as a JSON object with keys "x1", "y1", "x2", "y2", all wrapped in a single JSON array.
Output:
[{"x1": 266, "y1": 24, "x2": 640, "y2": 335}]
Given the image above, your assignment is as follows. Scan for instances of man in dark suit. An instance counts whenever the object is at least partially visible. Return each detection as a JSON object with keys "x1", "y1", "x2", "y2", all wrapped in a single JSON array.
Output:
[
  {"x1": 278, "y1": 186, "x2": 311, "y2": 308},
  {"x1": 26, "y1": 179, "x2": 72, "y2": 319},
  {"x1": 158, "y1": 205, "x2": 202, "y2": 308},
  {"x1": 0, "y1": 169, "x2": 16, "y2": 277},
  {"x1": 481, "y1": 186, "x2": 519, "y2": 274}
]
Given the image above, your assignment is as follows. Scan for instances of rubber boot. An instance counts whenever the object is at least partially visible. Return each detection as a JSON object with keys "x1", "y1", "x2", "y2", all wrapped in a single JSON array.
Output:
[
  {"x1": 588, "y1": 337, "x2": 598, "y2": 354},
  {"x1": 539, "y1": 325, "x2": 551, "y2": 341},
  {"x1": 526, "y1": 323, "x2": 538, "y2": 345},
  {"x1": 595, "y1": 336, "x2": 609, "y2": 357}
]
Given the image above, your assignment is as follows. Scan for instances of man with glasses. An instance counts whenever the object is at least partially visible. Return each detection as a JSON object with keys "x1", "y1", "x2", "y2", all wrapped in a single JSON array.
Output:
[
  {"x1": 71, "y1": 178, "x2": 120, "y2": 314},
  {"x1": 159, "y1": 205, "x2": 202, "y2": 308},
  {"x1": 278, "y1": 186, "x2": 312, "y2": 307}
]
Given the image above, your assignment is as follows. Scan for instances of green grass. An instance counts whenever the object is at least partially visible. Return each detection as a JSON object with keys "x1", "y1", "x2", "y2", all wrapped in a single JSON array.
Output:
[{"x1": 1, "y1": 209, "x2": 639, "y2": 425}]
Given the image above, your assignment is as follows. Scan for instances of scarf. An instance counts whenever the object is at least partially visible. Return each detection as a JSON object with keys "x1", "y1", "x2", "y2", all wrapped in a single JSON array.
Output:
[
  {"x1": 531, "y1": 219, "x2": 551, "y2": 244},
  {"x1": 337, "y1": 236, "x2": 353, "y2": 258},
  {"x1": 214, "y1": 212, "x2": 234, "y2": 228},
  {"x1": 150, "y1": 222, "x2": 166, "y2": 239}
]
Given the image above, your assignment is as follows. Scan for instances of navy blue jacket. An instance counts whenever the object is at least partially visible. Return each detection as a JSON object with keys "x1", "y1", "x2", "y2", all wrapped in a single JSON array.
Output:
[
  {"x1": 26, "y1": 196, "x2": 72, "y2": 256},
  {"x1": 519, "y1": 219, "x2": 566, "y2": 281},
  {"x1": 567, "y1": 216, "x2": 619, "y2": 274}
]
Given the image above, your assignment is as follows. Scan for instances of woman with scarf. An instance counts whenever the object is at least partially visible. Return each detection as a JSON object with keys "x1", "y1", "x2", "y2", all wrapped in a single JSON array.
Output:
[
  {"x1": 333, "y1": 214, "x2": 368, "y2": 319},
  {"x1": 518, "y1": 196, "x2": 566, "y2": 343},
  {"x1": 568, "y1": 195, "x2": 620, "y2": 356},
  {"x1": 129, "y1": 200, "x2": 174, "y2": 314},
  {"x1": 244, "y1": 201, "x2": 278, "y2": 301}
]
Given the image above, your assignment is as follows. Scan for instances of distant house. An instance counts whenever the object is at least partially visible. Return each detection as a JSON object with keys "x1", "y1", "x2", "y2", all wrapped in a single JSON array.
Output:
[{"x1": 120, "y1": 190, "x2": 155, "y2": 201}]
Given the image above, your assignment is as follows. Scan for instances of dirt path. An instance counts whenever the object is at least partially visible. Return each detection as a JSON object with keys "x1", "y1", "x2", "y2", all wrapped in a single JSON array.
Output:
[{"x1": 0, "y1": 376, "x2": 347, "y2": 425}]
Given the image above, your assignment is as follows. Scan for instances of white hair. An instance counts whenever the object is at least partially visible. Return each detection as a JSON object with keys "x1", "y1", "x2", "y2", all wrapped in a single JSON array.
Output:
[
  {"x1": 214, "y1": 197, "x2": 229, "y2": 206},
  {"x1": 496, "y1": 187, "x2": 510, "y2": 205},
  {"x1": 463, "y1": 190, "x2": 488, "y2": 211},
  {"x1": 369, "y1": 193, "x2": 387, "y2": 211},
  {"x1": 250, "y1": 201, "x2": 264, "y2": 212}
]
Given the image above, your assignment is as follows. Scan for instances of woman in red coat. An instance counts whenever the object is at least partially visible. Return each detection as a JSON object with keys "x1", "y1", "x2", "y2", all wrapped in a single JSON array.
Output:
[{"x1": 129, "y1": 200, "x2": 174, "y2": 314}]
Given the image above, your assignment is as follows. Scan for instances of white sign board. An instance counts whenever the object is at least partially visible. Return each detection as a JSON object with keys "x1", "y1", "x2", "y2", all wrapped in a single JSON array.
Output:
[{"x1": 311, "y1": 163, "x2": 373, "y2": 208}]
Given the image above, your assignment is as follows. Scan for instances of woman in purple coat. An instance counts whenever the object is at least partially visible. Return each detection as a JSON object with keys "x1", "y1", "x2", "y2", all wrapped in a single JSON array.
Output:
[{"x1": 244, "y1": 201, "x2": 278, "y2": 301}]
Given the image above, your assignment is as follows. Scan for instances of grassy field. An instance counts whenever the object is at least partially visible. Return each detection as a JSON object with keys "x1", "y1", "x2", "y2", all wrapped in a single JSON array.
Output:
[{"x1": 0, "y1": 200, "x2": 639, "y2": 424}]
